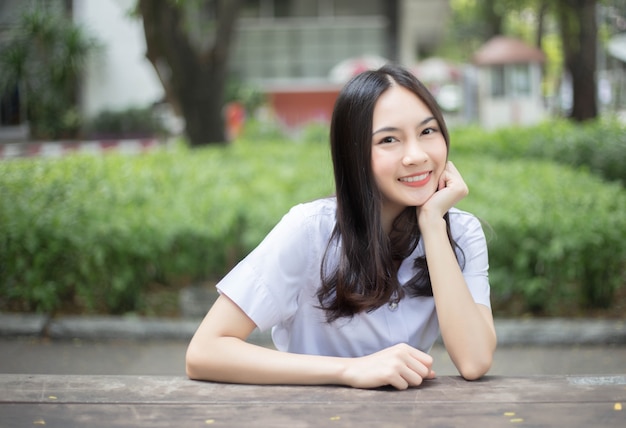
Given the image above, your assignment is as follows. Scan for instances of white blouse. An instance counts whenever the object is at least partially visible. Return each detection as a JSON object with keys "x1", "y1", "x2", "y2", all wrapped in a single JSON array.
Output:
[{"x1": 217, "y1": 197, "x2": 491, "y2": 358}]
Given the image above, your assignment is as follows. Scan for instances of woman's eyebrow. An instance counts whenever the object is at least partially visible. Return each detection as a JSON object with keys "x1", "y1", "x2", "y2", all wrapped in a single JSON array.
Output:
[
  {"x1": 372, "y1": 116, "x2": 436, "y2": 136},
  {"x1": 419, "y1": 116, "x2": 436, "y2": 127},
  {"x1": 372, "y1": 126, "x2": 399, "y2": 136}
]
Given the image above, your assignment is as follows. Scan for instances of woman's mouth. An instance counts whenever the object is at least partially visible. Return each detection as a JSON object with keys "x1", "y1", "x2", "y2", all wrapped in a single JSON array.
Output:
[{"x1": 399, "y1": 172, "x2": 431, "y2": 186}]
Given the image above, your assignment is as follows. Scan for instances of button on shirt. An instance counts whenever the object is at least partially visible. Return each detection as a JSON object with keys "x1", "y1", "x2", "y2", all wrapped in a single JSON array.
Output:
[{"x1": 217, "y1": 197, "x2": 491, "y2": 358}]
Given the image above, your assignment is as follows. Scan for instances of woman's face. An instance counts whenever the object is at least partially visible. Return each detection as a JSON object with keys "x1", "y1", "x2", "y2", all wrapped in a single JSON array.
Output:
[{"x1": 370, "y1": 84, "x2": 448, "y2": 227}]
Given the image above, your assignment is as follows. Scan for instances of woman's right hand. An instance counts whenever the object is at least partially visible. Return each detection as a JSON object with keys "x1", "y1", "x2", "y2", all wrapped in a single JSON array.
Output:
[{"x1": 340, "y1": 343, "x2": 436, "y2": 390}]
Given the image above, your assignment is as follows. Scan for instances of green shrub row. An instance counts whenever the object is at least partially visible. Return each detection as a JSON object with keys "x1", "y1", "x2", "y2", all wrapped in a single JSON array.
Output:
[
  {"x1": 83, "y1": 106, "x2": 168, "y2": 139},
  {"x1": 452, "y1": 118, "x2": 626, "y2": 185},
  {"x1": 1, "y1": 129, "x2": 624, "y2": 316},
  {"x1": 455, "y1": 156, "x2": 626, "y2": 316},
  {"x1": 0, "y1": 140, "x2": 333, "y2": 314}
]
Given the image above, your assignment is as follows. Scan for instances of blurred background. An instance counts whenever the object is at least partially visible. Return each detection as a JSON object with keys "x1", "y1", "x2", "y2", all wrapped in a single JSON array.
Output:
[
  {"x1": 2, "y1": 0, "x2": 626, "y2": 144},
  {"x1": 0, "y1": 1, "x2": 625, "y2": 377}
]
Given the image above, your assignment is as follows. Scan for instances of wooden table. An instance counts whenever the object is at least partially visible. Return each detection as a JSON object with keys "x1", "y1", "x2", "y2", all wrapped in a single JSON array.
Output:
[{"x1": 1, "y1": 374, "x2": 625, "y2": 427}]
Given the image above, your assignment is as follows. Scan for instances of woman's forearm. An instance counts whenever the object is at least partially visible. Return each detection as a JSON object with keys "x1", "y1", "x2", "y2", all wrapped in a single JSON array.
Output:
[
  {"x1": 185, "y1": 296, "x2": 348, "y2": 386},
  {"x1": 420, "y1": 216, "x2": 497, "y2": 380},
  {"x1": 186, "y1": 335, "x2": 347, "y2": 385}
]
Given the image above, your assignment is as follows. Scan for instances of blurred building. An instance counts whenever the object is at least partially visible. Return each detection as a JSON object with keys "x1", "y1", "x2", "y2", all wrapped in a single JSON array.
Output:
[
  {"x1": 0, "y1": 0, "x2": 450, "y2": 139},
  {"x1": 231, "y1": 0, "x2": 450, "y2": 128},
  {"x1": 470, "y1": 36, "x2": 546, "y2": 129},
  {"x1": 231, "y1": 0, "x2": 448, "y2": 84}
]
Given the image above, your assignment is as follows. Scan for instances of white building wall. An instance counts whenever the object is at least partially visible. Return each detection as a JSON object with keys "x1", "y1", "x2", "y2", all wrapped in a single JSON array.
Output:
[
  {"x1": 398, "y1": 0, "x2": 450, "y2": 65},
  {"x1": 477, "y1": 63, "x2": 546, "y2": 129},
  {"x1": 73, "y1": 0, "x2": 163, "y2": 118}
]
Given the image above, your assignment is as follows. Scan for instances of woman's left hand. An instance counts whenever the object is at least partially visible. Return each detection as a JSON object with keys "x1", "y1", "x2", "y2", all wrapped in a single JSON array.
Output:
[{"x1": 418, "y1": 161, "x2": 468, "y2": 222}]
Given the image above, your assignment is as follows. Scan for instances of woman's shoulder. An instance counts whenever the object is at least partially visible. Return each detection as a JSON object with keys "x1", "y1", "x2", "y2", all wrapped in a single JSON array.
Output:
[
  {"x1": 448, "y1": 207, "x2": 485, "y2": 237},
  {"x1": 288, "y1": 196, "x2": 337, "y2": 222},
  {"x1": 273, "y1": 197, "x2": 337, "y2": 241},
  {"x1": 448, "y1": 206, "x2": 478, "y2": 221}
]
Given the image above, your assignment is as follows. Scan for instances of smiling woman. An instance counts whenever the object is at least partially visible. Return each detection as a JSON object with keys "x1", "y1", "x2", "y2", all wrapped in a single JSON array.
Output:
[
  {"x1": 186, "y1": 63, "x2": 496, "y2": 389},
  {"x1": 370, "y1": 85, "x2": 448, "y2": 227}
]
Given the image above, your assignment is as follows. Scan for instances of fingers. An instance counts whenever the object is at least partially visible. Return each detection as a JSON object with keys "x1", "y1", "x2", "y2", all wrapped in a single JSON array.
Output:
[
  {"x1": 437, "y1": 161, "x2": 453, "y2": 190},
  {"x1": 406, "y1": 350, "x2": 434, "y2": 384},
  {"x1": 395, "y1": 365, "x2": 430, "y2": 389},
  {"x1": 425, "y1": 161, "x2": 468, "y2": 219},
  {"x1": 442, "y1": 161, "x2": 462, "y2": 187},
  {"x1": 389, "y1": 344, "x2": 435, "y2": 389},
  {"x1": 438, "y1": 172, "x2": 447, "y2": 191},
  {"x1": 385, "y1": 364, "x2": 430, "y2": 390},
  {"x1": 343, "y1": 344, "x2": 435, "y2": 390}
]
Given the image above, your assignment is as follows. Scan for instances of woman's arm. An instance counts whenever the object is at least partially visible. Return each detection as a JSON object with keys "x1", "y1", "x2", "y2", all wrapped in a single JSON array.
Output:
[
  {"x1": 186, "y1": 294, "x2": 436, "y2": 389},
  {"x1": 418, "y1": 161, "x2": 497, "y2": 380}
]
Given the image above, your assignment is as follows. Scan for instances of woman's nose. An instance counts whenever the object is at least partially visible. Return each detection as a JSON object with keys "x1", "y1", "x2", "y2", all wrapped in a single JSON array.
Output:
[{"x1": 402, "y1": 141, "x2": 428, "y2": 165}]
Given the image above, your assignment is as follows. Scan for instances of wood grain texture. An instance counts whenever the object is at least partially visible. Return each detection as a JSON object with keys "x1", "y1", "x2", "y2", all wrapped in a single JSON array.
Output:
[{"x1": 1, "y1": 375, "x2": 624, "y2": 427}]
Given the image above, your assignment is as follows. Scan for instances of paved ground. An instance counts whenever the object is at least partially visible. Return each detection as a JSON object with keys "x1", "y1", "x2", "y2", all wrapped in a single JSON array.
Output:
[
  {"x1": 1, "y1": 313, "x2": 625, "y2": 377},
  {"x1": 2, "y1": 337, "x2": 626, "y2": 377},
  {"x1": 1, "y1": 308, "x2": 625, "y2": 378}
]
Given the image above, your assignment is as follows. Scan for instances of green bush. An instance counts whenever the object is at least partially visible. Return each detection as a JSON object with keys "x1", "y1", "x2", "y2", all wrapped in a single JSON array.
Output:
[
  {"x1": 0, "y1": 141, "x2": 332, "y2": 314},
  {"x1": 456, "y1": 155, "x2": 626, "y2": 316},
  {"x1": 1, "y1": 132, "x2": 624, "y2": 316},
  {"x1": 298, "y1": 121, "x2": 331, "y2": 145},
  {"x1": 237, "y1": 118, "x2": 288, "y2": 142},
  {"x1": 83, "y1": 106, "x2": 167, "y2": 139},
  {"x1": 452, "y1": 119, "x2": 626, "y2": 185}
]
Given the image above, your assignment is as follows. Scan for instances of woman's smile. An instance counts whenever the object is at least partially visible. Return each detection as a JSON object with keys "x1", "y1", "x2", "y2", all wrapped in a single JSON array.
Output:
[{"x1": 399, "y1": 171, "x2": 431, "y2": 186}]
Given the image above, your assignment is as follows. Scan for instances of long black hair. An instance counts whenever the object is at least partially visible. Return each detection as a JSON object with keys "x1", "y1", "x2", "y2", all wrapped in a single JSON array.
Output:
[{"x1": 318, "y1": 63, "x2": 464, "y2": 322}]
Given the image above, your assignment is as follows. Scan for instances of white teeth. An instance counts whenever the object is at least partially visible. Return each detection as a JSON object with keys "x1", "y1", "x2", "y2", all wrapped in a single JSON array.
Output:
[{"x1": 400, "y1": 173, "x2": 429, "y2": 182}]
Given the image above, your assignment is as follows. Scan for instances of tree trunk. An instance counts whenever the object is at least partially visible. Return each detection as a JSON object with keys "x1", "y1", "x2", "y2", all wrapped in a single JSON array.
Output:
[
  {"x1": 557, "y1": 0, "x2": 598, "y2": 121},
  {"x1": 535, "y1": 0, "x2": 548, "y2": 49},
  {"x1": 179, "y1": 63, "x2": 228, "y2": 146},
  {"x1": 481, "y1": 0, "x2": 504, "y2": 40},
  {"x1": 138, "y1": 0, "x2": 242, "y2": 146}
]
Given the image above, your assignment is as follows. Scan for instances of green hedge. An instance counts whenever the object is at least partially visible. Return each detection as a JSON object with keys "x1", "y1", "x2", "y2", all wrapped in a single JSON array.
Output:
[
  {"x1": 452, "y1": 119, "x2": 626, "y2": 185},
  {"x1": 83, "y1": 106, "x2": 167, "y2": 139},
  {"x1": 0, "y1": 141, "x2": 333, "y2": 314},
  {"x1": 455, "y1": 156, "x2": 626, "y2": 316},
  {"x1": 1, "y1": 125, "x2": 625, "y2": 316}
]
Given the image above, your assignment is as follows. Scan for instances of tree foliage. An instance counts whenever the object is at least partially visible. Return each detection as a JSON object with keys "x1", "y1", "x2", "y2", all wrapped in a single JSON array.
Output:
[{"x1": 0, "y1": 6, "x2": 99, "y2": 139}]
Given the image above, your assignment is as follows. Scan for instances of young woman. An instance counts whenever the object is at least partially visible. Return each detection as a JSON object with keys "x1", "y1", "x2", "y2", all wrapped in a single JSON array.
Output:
[{"x1": 186, "y1": 64, "x2": 496, "y2": 390}]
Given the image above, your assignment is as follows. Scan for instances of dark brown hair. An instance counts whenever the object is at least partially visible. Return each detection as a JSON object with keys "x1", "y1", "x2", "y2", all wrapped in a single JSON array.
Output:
[{"x1": 318, "y1": 63, "x2": 464, "y2": 322}]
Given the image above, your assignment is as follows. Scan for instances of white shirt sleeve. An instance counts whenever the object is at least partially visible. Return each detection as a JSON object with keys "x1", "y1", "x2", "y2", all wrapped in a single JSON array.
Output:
[
  {"x1": 450, "y1": 209, "x2": 491, "y2": 308},
  {"x1": 216, "y1": 203, "x2": 319, "y2": 331}
]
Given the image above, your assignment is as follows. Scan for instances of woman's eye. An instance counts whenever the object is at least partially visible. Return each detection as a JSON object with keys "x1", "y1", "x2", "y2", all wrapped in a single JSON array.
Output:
[
  {"x1": 422, "y1": 127, "x2": 438, "y2": 136},
  {"x1": 380, "y1": 136, "x2": 396, "y2": 144}
]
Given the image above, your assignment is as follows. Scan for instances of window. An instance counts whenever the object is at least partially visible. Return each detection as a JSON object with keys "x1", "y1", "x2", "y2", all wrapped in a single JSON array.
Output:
[
  {"x1": 490, "y1": 64, "x2": 532, "y2": 98},
  {"x1": 510, "y1": 64, "x2": 531, "y2": 97},
  {"x1": 240, "y1": 0, "x2": 383, "y2": 19},
  {"x1": 231, "y1": 0, "x2": 387, "y2": 82},
  {"x1": 491, "y1": 66, "x2": 505, "y2": 98},
  {"x1": 334, "y1": 0, "x2": 381, "y2": 16}
]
